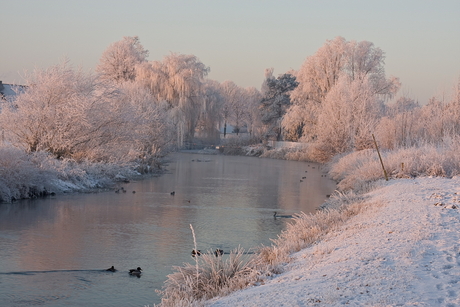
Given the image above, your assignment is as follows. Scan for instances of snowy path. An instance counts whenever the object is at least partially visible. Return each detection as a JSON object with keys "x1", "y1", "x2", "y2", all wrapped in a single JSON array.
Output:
[{"x1": 207, "y1": 177, "x2": 460, "y2": 306}]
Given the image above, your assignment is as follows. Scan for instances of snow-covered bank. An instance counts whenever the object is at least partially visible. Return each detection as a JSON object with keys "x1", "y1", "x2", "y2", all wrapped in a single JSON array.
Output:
[
  {"x1": 0, "y1": 146, "x2": 149, "y2": 202},
  {"x1": 207, "y1": 177, "x2": 460, "y2": 306}
]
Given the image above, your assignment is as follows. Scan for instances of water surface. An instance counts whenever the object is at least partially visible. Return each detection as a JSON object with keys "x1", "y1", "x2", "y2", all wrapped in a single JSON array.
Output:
[{"x1": 0, "y1": 153, "x2": 335, "y2": 306}]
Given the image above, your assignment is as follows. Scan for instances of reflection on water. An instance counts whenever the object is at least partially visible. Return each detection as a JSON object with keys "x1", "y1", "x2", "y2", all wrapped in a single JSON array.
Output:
[{"x1": 0, "y1": 153, "x2": 335, "y2": 306}]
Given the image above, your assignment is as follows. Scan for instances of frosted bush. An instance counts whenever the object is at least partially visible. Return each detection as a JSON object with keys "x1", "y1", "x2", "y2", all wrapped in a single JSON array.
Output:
[
  {"x1": 158, "y1": 247, "x2": 257, "y2": 306},
  {"x1": 0, "y1": 147, "x2": 56, "y2": 202},
  {"x1": 328, "y1": 140, "x2": 460, "y2": 191},
  {"x1": 0, "y1": 145, "x2": 143, "y2": 203}
]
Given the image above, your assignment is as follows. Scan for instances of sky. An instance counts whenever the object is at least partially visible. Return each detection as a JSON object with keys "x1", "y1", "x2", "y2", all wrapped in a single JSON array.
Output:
[{"x1": 1, "y1": 0, "x2": 459, "y2": 104}]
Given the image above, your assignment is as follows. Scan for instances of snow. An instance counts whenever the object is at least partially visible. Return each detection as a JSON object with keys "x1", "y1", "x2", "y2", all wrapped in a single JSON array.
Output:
[{"x1": 207, "y1": 177, "x2": 460, "y2": 306}]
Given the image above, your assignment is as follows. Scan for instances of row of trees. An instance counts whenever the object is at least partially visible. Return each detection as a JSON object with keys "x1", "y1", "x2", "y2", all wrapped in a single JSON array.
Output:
[
  {"x1": 0, "y1": 35, "x2": 458, "y2": 167},
  {"x1": 0, "y1": 36, "x2": 268, "y2": 167}
]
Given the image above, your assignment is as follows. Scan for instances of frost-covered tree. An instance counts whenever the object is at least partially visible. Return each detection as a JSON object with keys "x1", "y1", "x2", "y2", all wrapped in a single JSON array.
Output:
[
  {"x1": 345, "y1": 40, "x2": 400, "y2": 100},
  {"x1": 312, "y1": 74, "x2": 384, "y2": 161},
  {"x1": 220, "y1": 81, "x2": 246, "y2": 135},
  {"x1": 0, "y1": 61, "x2": 133, "y2": 161},
  {"x1": 281, "y1": 104, "x2": 310, "y2": 142},
  {"x1": 383, "y1": 97, "x2": 420, "y2": 148},
  {"x1": 243, "y1": 86, "x2": 263, "y2": 138},
  {"x1": 444, "y1": 79, "x2": 460, "y2": 136},
  {"x1": 96, "y1": 36, "x2": 148, "y2": 83},
  {"x1": 197, "y1": 80, "x2": 223, "y2": 143},
  {"x1": 136, "y1": 53, "x2": 209, "y2": 146},
  {"x1": 219, "y1": 90, "x2": 231, "y2": 138},
  {"x1": 117, "y1": 81, "x2": 174, "y2": 167},
  {"x1": 260, "y1": 73, "x2": 298, "y2": 141},
  {"x1": 286, "y1": 37, "x2": 400, "y2": 142}
]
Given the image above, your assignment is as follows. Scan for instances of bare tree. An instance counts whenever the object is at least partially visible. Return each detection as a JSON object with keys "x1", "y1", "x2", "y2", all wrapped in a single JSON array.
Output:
[
  {"x1": 220, "y1": 81, "x2": 242, "y2": 137},
  {"x1": 243, "y1": 86, "x2": 263, "y2": 138}
]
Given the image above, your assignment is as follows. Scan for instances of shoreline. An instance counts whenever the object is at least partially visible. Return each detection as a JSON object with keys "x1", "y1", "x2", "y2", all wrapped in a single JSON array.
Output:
[{"x1": 206, "y1": 176, "x2": 460, "y2": 306}]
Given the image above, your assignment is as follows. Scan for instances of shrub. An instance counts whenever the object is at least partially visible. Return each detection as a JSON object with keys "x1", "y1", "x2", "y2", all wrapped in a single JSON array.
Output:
[
  {"x1": 328, "y1": 139, "x2": 460, "y2": 191},
  {"x1": 158, "y1": 247, "x2": 257, "y2": 306}
]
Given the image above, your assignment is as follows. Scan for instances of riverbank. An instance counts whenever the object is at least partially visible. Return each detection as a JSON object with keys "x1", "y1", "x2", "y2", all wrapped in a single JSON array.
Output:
[
  {"x1": 206, "y1": 176, "x2": 460, "y2": 306},
  {"x1": 0, "y1": 145, "x2": 166, "y2": 203}
]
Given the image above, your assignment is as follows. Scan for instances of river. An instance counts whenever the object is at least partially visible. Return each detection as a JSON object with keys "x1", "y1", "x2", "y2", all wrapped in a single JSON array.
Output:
[{"x1": 0, "y1": 152, "x2": 336, "y2": 306}]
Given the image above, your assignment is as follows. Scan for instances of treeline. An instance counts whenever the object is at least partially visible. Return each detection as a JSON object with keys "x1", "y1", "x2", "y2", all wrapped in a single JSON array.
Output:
[{"x1": 0, "y1": 36, "x2": 459, "y2": 201}]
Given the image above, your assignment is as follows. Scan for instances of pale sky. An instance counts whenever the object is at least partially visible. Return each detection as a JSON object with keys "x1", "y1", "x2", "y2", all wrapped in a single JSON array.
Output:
[{"x1": 1, "y1": 0, "x2": 459, "y2": 104}]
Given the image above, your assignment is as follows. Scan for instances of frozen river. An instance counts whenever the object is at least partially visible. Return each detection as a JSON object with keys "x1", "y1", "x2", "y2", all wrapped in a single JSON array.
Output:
[{"x1": 0, "y1": 152, "x2": 335, "y2": 306}]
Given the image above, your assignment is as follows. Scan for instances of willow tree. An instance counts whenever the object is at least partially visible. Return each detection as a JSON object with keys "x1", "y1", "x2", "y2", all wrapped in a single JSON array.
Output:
[
  {"x1": 136, "y1": 53, "x2": 209, "y2": 147},
  {"x1": 198, "y1": 80, "x2": 223, "y2": 143}
]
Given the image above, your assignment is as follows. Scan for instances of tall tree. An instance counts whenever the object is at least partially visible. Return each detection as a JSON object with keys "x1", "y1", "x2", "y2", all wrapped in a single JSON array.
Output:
[
  {"x1": 287, "y1": 37, "x2": 400, "y2": 141},
  {"x1": 260, "y1": 73, "x2": 298, "y2": 141},
  {"x1": 313, "y1": 74, "x2": 383, "y2": 160},
  {"x1": 136, "y1": 53, "x2": 209, "y2": 146},
  {"x1": 220, "y1": 81, "x2": 241, "y2": 137},
  {"x1": 96, "y1": 36, "x2": 148, "y2": 83},
  {"x1": 243, "y1": 86, "x2": 263, "y2": 138},
  {"x1": 197, "y1": 80, "x2": 223, "y2": 143}
]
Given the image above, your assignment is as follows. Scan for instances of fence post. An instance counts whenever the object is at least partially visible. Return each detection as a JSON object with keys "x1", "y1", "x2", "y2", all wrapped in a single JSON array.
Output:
[{"x1": 372, "y1": 134, "x2": 388, "y2": 181}]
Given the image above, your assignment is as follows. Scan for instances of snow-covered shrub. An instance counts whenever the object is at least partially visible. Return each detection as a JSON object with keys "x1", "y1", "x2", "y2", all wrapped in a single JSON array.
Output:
[
  {"x1": 328, "y1": 139, "x2": 460, "y2": 191},
  {"x1": 0, "y1": 144, "x2": 144, "y2": 202},
  {"x1": 258, "y1": 146, "x2": 316, "y2": 162},
  {"x1": 0, "y1": 147, "x2": 56, "y2": 202}
]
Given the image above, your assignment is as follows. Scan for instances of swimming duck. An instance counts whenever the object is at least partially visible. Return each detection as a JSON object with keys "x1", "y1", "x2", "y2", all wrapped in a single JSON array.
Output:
[
  {"x1": 129, "y1": 267, "x2": 142, "y2": 276},
  {"x1": 214, "y1": 249, "x2": 224, "y2": 257},
  {"x1": 273, "y1": 212, "x2": 293, "y2": 219},
  {"x1": 170, "y1": 191, "x2": 175, "y2": 196},
  {"x1": 191, "y1": 249, "x2": 201, "y2": 257},
  {"x1": 106, "y1": 266, "x2": 117, "y2": 272}
]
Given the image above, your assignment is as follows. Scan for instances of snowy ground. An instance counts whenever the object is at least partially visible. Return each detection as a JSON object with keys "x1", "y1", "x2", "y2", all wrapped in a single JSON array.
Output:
[{"x1": 207, "y1": 177, "x2": 460, "y2": 306}]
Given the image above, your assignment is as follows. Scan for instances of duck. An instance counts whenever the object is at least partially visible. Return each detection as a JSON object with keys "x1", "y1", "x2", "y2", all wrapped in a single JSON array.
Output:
[
  {"x1": 170, "y1": 191, "x2": 175, "y2": 196},
  {"x1": 214, "y1": 249, "x2": 224, "y2": 257},
  {"x1": 273, "y1": 212, "x2": 293, "y2": 219},
  {"x1": 129, "y1": 267, "x2": 142, "y2": 276},
  {"x1": 191, "y1": 249, "x2": 201, "y2": 257},
  {"x1": 106, "y1": 266, "x2": 117, "y2": 272}
]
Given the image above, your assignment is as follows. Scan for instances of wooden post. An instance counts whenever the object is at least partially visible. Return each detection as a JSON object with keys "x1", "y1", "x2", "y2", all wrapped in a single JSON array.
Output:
[{"x1": 372, "y1": 134, "x2": 388, "y2": 181}]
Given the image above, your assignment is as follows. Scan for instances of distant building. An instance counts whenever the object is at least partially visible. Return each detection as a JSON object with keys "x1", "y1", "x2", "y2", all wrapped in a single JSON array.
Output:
[{"x1": 0, "y1": 80, "x2": 26, "y2": 101}]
